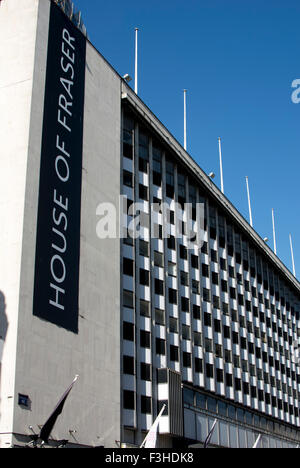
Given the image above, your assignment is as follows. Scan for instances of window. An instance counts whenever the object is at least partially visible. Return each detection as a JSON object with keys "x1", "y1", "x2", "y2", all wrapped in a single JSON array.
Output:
[
  {"x1": 205, "y1": 338, "x2": 213, "y2": 353},
  {"x1": 123, "y1": 115, "x2": 134, "y2": 160},
  {"x1": 170, "y1": 345, "x2": 179, "y2": 361},
  {"x1": 139, "y1": 240, "x2": 149, "y2": 257},
  {"x1": 155, "y1": 308, "x2": 165, "y2": 326},
  {"x1": 211, "y1": 249, "x2": 218, "y2": 263},
  {"x1": 123, "y1": 290, "x2": 134, "y2": 309},
  {"x1": 156, "y1": 338, "x2": 166, "y2": 355},
  {"x1": 194, "y1": 332, "x2": 202, "y2": 346},
  {"x1": 202, "y1": 264, "x2": 209, "y2": 278},
  {"x1": 192, "y1": 360, "x2": 202, "y2": 376},
  {"x1": 191, "y1": 255, "x2": 199, "y2": 269},
  {"x1": 180, "y1": 271, "x2": 189, "y2": 286},
  {"x1": 206, "y1": 363, "x2": 214, "y2": 378},
  {"x1": 155, "y1": 279, "x2": 164, "y2": 296},
  {"x1": 204, "y1": 312, "x2": 212, "y2": 327},
  {"x1": 182, "y1": 325, "x2": 191, "y2": 340},
  {"x1": 192, "y1": 280, "x2": 200, "y2": 295},
  {"x1": 215, "y1": 343, "x2": 223, "y2": 358},
  {"x1": 216, "y1": 369, "x2": 224, "y2": 383},
  {"x1": 123, "y1": 322, "x2": 134, "y2": 341},
  {"x1": 141, "y1": 396, "x2": 152, "y2": 414},
  {"x1": 154, "y1": 251, "x2": 164, "y2": 268},
  {"x1": 140, "y1": 330, "x2": 151, "y2": 348},
  {"x1": 203, "y1": 288, "x2": 211, "y2": 302},
  {"x1": 213, "y1": 295, "x2": 220, "y2": 309},
  {"x1": 193, "y1": 304, "x2": 201, "y2": 319},
  {"x1": 140, "y1": 268, "x2": 150, "y2": 286},
  {"x1": 123, "y1": 258, "x2": 134, "y2": 277},
  {"x1": 183, "y1": 352, "x2": 192, "y2": 367},
  {"x1": 180, "y1": 244, "x2": 188, "y2": 260},
  {"x1": 140, "y1": 363, "x2": 151, "y2": 381},
  {"x1": 167, "y1": 236, "x2": 176, "y2": 250},
  {"x1": 169, "y1": 288, "x2": 177, "y2": 305},
  {"x1": 181, "y1": 297, "x2": 189, "y2": 312},
  {"x1": 169, "y1": 317, "x2": 178, "y2": 333},
  {"x1": 140, "y1": 300, "x2": 150, "y2": 317},
  {"x1": 123, "y1": 170, "x2": 133, "y2": 187},
  {"x1": 123, "y1": 390, "x2": 135, "y2": 410},
  {"x1": 139, "y1": 184, "x2": 148, "y2": 201},
  {"x1": 123, "y1": 356, "x2": 135, "y2": 375},
  {"x1": 212, "y1": 272, "x2": 219, "y2": 285}
]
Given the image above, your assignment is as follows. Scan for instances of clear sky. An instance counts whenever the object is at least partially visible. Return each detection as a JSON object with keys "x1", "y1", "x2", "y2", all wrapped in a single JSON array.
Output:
[{"x1": 75, "y1": 0, "x2": 299, "y2": 280}]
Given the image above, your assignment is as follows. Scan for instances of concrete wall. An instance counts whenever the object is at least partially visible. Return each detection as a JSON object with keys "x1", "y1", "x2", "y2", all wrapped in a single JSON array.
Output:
[
  {"x1": 0, "y1": 0, "x2": 122, "y2": 448},
  {"x1": 0, "y1": 0, "x2": 41, "y2": 447}
]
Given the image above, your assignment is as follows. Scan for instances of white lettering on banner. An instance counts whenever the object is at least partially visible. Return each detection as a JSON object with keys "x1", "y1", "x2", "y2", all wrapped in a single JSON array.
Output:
[{"x1": 49, "y1": 26, "x2": 76, "y2": 311}]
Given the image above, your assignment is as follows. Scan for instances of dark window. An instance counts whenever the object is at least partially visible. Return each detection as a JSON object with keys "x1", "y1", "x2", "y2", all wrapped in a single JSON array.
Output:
[
  {"x1": 216, "y1": 369, "x2": 224, "y2": 383},
  {"x1": 170, "y1": 345, "x2": 179, "y2": 362},
  {"x1": 123, "y1": 258, "x2": 134, "y2": 277},
  {"x1": 193, "y1": 304, "x2": 201, "y2": 319},
  {"x1": 141, "y1": 396, "x2": 152, "y2": 414},
  {"x1": 140, "y1": 363, "x2": 151, "y2": 381},
  {"x1": 183, "y1": 352, "x2": 192, "y2": 367},
  {"x1": 195, "y1": 358, "x2": 203, "y2": 373},
  {"x1": 123, "y1": 290, "x2": 134, "y2": 309},
  {"x1": 123, "y1": 170, "x2": 133, "y2": 187},
  {"x1": 191, "y1": 255, "x2": 199, "y2": 269},
  {"x1": 123, "y1": 356, "x2": 135, "y2": 375},
  {"x1": 206, "y1": 363, "x2": 214, "y2": 378},
  {"x1": 181, "y1": 297, "x2": 189, "y2": 312},
  {"x1": 140, "y1": 330, "x2": 151, "y2": 348},
  {"x1": 155, "y1": 279, "x2": 164, "y2": 296},
  {"x1": 156, "y1": 338, "x2": 166, "y2": 355},
  {"x1": 123, "y1": 390, "x2": 135, "y2": 410},
  {"x1": 140, "y1": 268, "x2": 150, "y2": 286},
  {"x1": 139, "y1": 184, "x2": 148, "y2": 201},
  {"x1": 202, "y1": 264, "x2": 209, "y2": 278},
  {"x1": 169, "y1": 288, "x2": 177, "y2": 305},
  {"x1": 123, "y1": 322, "x2": 134, "y2": 341}
]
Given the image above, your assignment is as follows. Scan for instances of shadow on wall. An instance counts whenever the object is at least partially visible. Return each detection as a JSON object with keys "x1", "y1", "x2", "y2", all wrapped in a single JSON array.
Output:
[{"x1": 0, "y1": 291, "x2": 8, "y2": 401}]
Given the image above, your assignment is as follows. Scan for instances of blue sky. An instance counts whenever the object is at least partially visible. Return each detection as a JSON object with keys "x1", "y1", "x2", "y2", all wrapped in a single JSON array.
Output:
[{"x1": 75, "y1": 0, "x2": 299, "y2": 279}]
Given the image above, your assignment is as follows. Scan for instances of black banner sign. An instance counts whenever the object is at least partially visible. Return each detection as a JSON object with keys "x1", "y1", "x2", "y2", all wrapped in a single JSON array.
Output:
[{"x1": 33, "y1": 2, "x2": 86, "y2": 333}]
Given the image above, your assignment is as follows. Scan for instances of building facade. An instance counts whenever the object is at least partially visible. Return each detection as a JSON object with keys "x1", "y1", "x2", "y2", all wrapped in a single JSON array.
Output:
[{"x1": 0, "y1": 0, "x2": 299, "y2": 448}]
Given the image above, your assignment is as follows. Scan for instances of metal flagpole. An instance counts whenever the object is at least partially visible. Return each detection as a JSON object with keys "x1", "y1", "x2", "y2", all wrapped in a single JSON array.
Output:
[
  {"x1": 272, "y1": 209, "x2": 277, "y2": 255},
  {"x1": 245, "y1": 176, "x2": 253, "y2": 228},
  {"x1": 184, "y1": 89, "x2": 187, "y2": 151},
  {"x1": 140, "y1": 404, "x2": 166, "y2": 448},
  {"x1": 218, "y1": 137, "x2": 224, "y2": 194},
  {"x1": 203, "y1": 418, "x2": 218, "y2": 448},
  {"x1": 253, "y1": 434, "x2": 262, "y2": 448},
  {"x1": 290, "y1": 234, "x2": 296, "y2": 277},
  {"x1": 135, "y1": 28, "x2": 139, "y2": 94}
]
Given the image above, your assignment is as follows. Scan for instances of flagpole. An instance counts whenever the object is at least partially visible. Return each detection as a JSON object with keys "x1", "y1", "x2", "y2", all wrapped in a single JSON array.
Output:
[
  {"x1": 135, "y1": 28, "x2": 139, "y2": 94},
  {"x1": 218, "y1": 137, "x2": 224, "y2": 194},
  {"x1": 272, "y1": 209, "x2": 277, "y2": 255},
  {"x1": 203, "y1": 418, "x2": 218, "y2": 448},
  {"x1": 184, "y1": 89, "x2": 187, "y2": 151},
  {"x1": 246, "y1": 176, "x2": 253, "y2": 227},
  {"x1": 140, "y1": 404, "x2": 166, "y2": 448},
  {"x1": 253, "y1": 434, "x2": 261, "y2": 448},
  {"x1": 290, "y1": 234, "x2": 296, "y2": 277}
]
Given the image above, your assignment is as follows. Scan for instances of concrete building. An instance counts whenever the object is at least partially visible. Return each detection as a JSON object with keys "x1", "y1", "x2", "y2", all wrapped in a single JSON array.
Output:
[{"x1": 0, "y1": 0, "x2": 299, "y2": 448}]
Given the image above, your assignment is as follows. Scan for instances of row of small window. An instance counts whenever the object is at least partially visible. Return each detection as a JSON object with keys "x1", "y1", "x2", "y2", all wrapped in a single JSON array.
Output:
[
  {"x1": 123, "y1": 291, "x2": 298, "y2": 354},
  {"x1": 123, "y1": 391, "x2": 154, "y2": 414},
  {"x1": 123, "y1": 319, "x2": 299, "y2": 385},
  {"x1": 183, "y1": 389, "x2": 300, "y2": 439},
  {"x1": 122, "y1": 115, "x2": 299, "y2": 317}
]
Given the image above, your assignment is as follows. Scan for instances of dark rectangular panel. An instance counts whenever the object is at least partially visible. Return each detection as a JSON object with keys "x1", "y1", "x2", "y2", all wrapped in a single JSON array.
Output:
[{"x1": 33, "y1": 2, "x2": 86, "y2": 333}]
